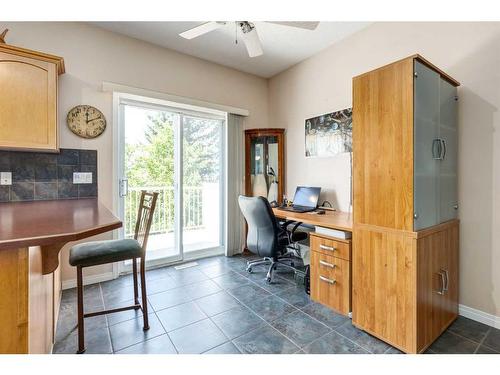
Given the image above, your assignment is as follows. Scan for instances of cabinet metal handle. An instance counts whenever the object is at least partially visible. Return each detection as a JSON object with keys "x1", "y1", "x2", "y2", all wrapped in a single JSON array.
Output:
[
  {"x1": 436, "y1": 271, "x2": 446, "y2": 295},
  {"x1": 441, "y1": 139, "x2": 447, "y2": 159},
  {"x1": 442, "y1": 269, "x2": 449, "y2": 292},
  {"x1": 319, "y1": 244, "x2": 336, "y2": 252},
  {"x1": 432, "y1": 139, "x2": 442, "y2": 160},
  {"x1": 319, "y1": 260, "x2": 336, "y2": 269},
  {"x1": 319, "y1": 275, "x2": 336, "y2": 285}
]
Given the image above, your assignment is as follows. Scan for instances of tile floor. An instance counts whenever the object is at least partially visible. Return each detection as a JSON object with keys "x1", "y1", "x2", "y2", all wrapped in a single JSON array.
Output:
[{"x1": 53, "y1": 255, "x2": 500, "y2": 354}]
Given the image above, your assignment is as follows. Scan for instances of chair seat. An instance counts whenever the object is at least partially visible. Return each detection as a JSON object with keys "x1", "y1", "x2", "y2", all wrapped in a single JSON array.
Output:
[{"x1": 69, "y1": 239, "x2": 142, "y2": 267}]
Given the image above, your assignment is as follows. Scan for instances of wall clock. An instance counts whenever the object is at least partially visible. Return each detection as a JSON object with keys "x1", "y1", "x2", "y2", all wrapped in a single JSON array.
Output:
[{"x1": 67, "y1": 105, "x2": 107, "y2": 139}]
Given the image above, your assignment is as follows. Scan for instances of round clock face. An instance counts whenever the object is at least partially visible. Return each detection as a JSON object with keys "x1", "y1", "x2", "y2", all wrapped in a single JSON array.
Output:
[{"x1": 67, "y1": 105, "x2": 107, "y2": 139}]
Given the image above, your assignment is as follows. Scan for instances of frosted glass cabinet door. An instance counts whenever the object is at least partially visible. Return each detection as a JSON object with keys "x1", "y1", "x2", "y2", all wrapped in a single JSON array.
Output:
[
  {"x1": 414, "y1": 61, "x2": 440, "y2": 231},
  {"x1": 439, "y1": 78, "x2": 458, "y2": 222}
]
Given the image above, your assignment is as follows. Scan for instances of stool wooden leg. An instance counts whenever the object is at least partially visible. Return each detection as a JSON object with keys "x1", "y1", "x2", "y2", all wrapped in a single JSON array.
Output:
[
  {"x1": 139, "y1": 258, "x2": 149, "y2": 331},
  {"x1": 132, "y1": 258, "x2": 139, "y2": 306},
  {"x1": 76, "y1": 266, "x2": 86, "y2": 354}
]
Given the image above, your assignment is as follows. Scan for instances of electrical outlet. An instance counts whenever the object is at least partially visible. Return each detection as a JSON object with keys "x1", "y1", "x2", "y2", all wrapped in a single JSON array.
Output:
[
  {"x1": 0, "y1": 172, "x2": 12, "y2": 185},
  {"x1": 73, "y1": 172, "x2": 93, "y2": 184}
]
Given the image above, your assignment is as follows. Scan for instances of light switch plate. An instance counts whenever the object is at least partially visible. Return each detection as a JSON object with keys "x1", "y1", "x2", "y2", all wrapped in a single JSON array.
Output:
[
  {"x1": 73, "y1": 172, "x2": 93, "y2": 184},
  {"x1": 0, "y1": 172, "x2": 12, "y2": 185}
]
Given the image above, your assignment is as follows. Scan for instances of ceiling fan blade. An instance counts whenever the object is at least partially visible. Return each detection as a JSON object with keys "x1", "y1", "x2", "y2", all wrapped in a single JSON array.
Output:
[
  {"x1": 179, "y1": 21, "x2": 227, "y2": 39},
  {"x1": 266, "y1": 21, "x2": 320, "y2": 30},
  {"x1": 241, "y1": 27, "x2": 263, "y2": 58}
]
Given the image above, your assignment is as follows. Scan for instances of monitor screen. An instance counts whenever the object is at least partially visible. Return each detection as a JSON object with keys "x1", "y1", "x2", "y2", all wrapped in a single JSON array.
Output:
[{"x1": 293, "y1": 186, "x2": 321, "y2": 208}]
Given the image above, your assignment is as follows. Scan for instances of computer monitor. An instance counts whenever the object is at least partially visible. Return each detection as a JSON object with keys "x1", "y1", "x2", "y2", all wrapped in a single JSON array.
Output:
[{"x1": 293, "y1": 186, "x2": 321, "y2": 208}]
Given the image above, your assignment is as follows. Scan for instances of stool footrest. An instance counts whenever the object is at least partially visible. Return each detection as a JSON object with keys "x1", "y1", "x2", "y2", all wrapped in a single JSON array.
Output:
[{"x1": 84, "y1": 304, "x2": 142, "y2": 318}]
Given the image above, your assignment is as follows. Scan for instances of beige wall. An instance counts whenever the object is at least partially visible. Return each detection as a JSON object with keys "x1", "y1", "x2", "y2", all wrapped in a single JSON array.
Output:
[
  {"x1": 3, "y1": 22, "x2": 268, "y2": 284},
  {"x1": 268, "y1": 22, "x2": 500, "y2": 316}
]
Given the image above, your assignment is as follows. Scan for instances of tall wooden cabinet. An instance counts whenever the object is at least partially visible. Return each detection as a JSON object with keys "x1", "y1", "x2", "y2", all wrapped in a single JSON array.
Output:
[
  {"x1": 352, "y1": 55, "x2": 460, "y2": 353},
  {"x1": 0, "y1": 43, "x2": 65, "y2": 151}
]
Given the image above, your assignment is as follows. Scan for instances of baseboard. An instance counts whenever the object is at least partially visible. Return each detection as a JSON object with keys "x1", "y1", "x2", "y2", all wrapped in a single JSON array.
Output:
[
  {"x1": 459, "y1": 304, "x2": 500, "y2": 329},
  {"x1": 62, "y1": 271, "x2": 116, "y2": 290}
]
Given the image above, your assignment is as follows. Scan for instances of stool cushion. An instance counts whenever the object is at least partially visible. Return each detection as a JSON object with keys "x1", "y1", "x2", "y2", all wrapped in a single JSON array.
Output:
[{"x1": 69, "y1": 239, "x2": 142, "y2": 267}]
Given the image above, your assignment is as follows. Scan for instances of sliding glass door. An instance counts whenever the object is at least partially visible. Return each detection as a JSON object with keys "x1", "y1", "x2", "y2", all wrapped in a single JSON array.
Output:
[{"x1": 117, "y1": 97, "x2": 225, "y2": 268}]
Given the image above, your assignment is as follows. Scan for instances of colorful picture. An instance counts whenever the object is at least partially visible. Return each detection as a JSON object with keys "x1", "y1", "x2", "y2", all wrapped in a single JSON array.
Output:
[{"x1": 305, "y1": 108, "x2": 352, "y2": 157}]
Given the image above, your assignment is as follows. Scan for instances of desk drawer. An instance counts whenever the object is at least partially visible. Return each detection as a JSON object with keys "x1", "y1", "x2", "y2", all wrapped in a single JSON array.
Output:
[
  {"x1": 310, "y1": 234, "x2": 351, "y2": 261},
  {"x1": 310, "y1": 251, "x2": 351, "y2": 315}
]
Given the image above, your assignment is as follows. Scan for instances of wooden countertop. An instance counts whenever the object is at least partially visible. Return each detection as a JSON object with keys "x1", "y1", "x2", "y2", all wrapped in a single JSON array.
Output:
[
  {"x1": 0, "y1": 198, "x2": 122, "y2": 250},
  {"x1": 272, "y1": 208, "x2": 353, "y2": 232}
]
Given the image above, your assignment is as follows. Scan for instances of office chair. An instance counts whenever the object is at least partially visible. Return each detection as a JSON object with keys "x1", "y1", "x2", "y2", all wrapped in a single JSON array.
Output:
[
  {"x1": 238, "y1": 195, "x2": 307, "y2": 283},
  {"x1": 69, "y1": 190, "x2": 158, "y2": 354}
]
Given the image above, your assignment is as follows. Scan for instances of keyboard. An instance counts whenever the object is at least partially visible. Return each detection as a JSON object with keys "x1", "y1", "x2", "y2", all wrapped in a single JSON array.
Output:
[{"x1": 277, "y1": 206, "x2": 316, "y2": 213}]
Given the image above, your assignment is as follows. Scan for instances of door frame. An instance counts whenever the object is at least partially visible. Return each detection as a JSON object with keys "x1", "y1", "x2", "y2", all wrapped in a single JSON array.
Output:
[{"x1": 112, "y1": 91, "x2": 226, "y2": 275}]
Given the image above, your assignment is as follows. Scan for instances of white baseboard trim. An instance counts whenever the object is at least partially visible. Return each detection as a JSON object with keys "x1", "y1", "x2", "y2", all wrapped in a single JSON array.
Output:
[
  {"x1": 62, "y1": 271, "x2": 116, "y2": 290},
  {"x1": 459, "y1": 304, "x2": 500, "y2": 329}
]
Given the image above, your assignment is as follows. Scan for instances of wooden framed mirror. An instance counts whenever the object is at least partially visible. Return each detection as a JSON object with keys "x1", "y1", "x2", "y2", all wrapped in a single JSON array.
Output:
[{"x1": 244, "y1": 128, "x2": 285, "y2": 206}]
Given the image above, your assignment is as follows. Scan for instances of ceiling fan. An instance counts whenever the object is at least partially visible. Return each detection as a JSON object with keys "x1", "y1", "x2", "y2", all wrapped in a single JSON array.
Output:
[{"x1": 179, "y1": 21, "x2": 320, "y2": 58}]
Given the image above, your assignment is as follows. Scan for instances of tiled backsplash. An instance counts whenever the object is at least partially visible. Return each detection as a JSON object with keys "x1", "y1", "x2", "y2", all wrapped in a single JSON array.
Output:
[{"x1": 0, "y1": 148, "x2": 98, "y2": 202}]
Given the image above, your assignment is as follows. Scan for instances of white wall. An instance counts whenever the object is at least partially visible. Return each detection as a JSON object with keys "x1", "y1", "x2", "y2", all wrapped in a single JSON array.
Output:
[
  {"x1": 268, "y1": 22, "x2": 500, "y2": 317},
  {"x1": 2, "y1": 21, "x2": 269, "y2": 283}
]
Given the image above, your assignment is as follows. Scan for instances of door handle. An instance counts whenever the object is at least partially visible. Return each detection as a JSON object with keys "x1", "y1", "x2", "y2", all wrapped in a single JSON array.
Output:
[
  {"x1": 432, "y1": 139, "x2": 442, "y2": 160},
  {"x1": 119, "y1": 178, "x2": 128, "y2": 197},
  {"x1": 436, "y1": 271, "x2": 446, "y2": 295},
  {"x1": 442, "y1": 269, "x2": 449, "y2": 292},
  {"x1": 440, "y1": 139, "x2": 447, "y2": 159}
]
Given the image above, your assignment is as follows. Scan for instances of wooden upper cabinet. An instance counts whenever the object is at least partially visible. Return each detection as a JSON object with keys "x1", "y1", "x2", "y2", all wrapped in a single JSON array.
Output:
[{"x1": 0, "y1": 44, "x2": 64, "y2": 152}]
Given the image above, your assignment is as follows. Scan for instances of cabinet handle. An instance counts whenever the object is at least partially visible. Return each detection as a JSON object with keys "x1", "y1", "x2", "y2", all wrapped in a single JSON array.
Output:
[
  {"x1": 319, "y1": 275, "x2": 336, "y2": 285},
  {"x1": 319, "y1": 244, "x2": 336, "y2": 252},
  {"x1": 441, "y1": 139, "x2": 447, "y2": 159},
  {"x1": 319, "y1": 260, "x2": 336, "y2": 269},
  {"x1": 443, "y1": 269, "x2": 449, "y2": 292},
  {"x1": 436, "y1": 271, "x2": 446, "y2": 295},
  {"x1": 432, "y1": 139, "x2": 442, "y2": 160}
]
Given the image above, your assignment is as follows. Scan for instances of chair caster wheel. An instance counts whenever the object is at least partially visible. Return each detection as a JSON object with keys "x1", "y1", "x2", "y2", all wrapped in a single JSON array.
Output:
[
  {"x1": 247, "y1": 267, "x2": 253, "y2": 273},
  {"x1": 266, "y1": 276, "x2": 272, "y2": 284}
]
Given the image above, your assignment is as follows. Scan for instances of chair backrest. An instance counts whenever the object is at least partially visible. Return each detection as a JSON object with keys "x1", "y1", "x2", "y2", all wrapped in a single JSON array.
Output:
[
  {"x1": 134, "y1": 190, "x2": 159, "y2": 255},
  {"x1": 238, "y1": 195, "x2": 279, "y2": 258}
]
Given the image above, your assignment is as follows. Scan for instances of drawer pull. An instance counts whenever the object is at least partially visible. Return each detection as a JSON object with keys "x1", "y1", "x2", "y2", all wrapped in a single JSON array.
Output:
[
  {"x1": 319, "y1": 260, "x2": 336, "y2": 269},
  {"x1": 319, "y1": 275, "x2": 336, "y2": 285},
  {"x1": 319, "y1": 244, "x2": 336, "y2": 251}
]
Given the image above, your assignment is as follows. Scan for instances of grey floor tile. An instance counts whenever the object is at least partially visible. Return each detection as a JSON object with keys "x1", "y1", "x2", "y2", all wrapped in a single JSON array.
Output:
[
  {"x1": 251, "y1": 275, "x2": 295, "y2": 294},
  {"x1": 53, "y1": 316, "x2": 111, "y2": 354},
  {"x1": 147, "y1": 286, "x2": 193, "y2": 311},
  {"x1": 211, "y1": 305, "x2": 266, "y2": 340},
  {"x1": 199, "y1": 262, "x2": 234, "y2": 278},
  {"x1": 476, "y1": 344, "x2": 499, "y2": 354},
  {"x1": 271, "y1": 310, "x2": 330, "y2": 348},
  {"x1": 301, "y1": 302, "x2": 348, "y2": 329},
  {"x1": 428, "y1": 331, "x2": 478, "y2": 354},
  {"x1": 167, "y1": 267, "x2": 208, "y2": 286},
  {"x1": 109, "y1": 313, "x2": 166, "y2": 352},
  {"x1": 275, "y1": 285, "x2": 311, "y2": 308},
  {"x1": 244, "y1": 295, "x2": 297, "y2": 322},
  {"x1": 115, "y1": 334, "x2": 177, "y2": 354},
  {"x1": 63, "y1": 284, "x2": 104, "y2": 310},
  {"x1": 213, "y1": 271, "x2": 253, "y2": 290},
  {"x1": 183, "y1": 279, "x2": 222, "y2": 300},
  {"x1": 55, "y1": 309, "x2": 107, "y2": 343},
  {"x1": 226, "y1": 283, "x2": 271, "y2": 305},
  {"x1": 168, "y1": 319, "x2": 228, "y2": 354},
  {"x1": 483, "y1": 328, "x2": 500, "y2": 352},
  {"x1": 102, "y1": 284, "x2": 138, "y2": 307},
  {"x1": 144, "y1": 267, "x2": 171, "y2": 282},
  {"x1": 448, "y1": 316, "x2": 490, "y2": 343},
  {"x1": 385, "y1": 346, "x2": 404, "y2": 354},
  {"x1": 105, "y1": 299, "x2": 154, "y2": 326},
  {"x1": 335, "y1": 321, "x2": 390, "y2": 353},
  {"x1": 156, "y1": 301, "x2": 207, "y2": 332},
  {"x1": 195, "y1": 291, "x2": 241, "y2": 316},
  {"x1": 204, "y1": 341, "x2": 241, "y2": 354},
  {"x1": 303, "y1": 331, "x2": 368, "y2": 354},
  {"x1": 144, "y1": 275, "x2": 183, "y2": 295},
  {"x1": 233, "y1": 326, "x2": 299, "y2": 354}
]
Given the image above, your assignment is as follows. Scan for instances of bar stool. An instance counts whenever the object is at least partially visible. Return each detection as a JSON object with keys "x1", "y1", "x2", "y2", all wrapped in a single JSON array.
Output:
[{"x1": 69, "y1": 191, "x2": 158, "y2": 354}]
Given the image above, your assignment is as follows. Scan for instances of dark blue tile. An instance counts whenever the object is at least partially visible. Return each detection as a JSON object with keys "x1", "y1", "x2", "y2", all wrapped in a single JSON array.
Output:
[
  {"x1": 11, "y1": 182, "x2": 34, "y2": 201},
  {"x1": 0, "y1": 186, "x2": 10, "y2": 202},
  {"x1": 271, "y1": 310, "x2": 330, "y2": 348},
  {"x1": 244, "y1": 295, "x2": 297, "y2": 322},
  {"x1": 35, "y1": 164, "x2": 58, "y2": 182},
  {"x1": 58, "y1": 182, "x2": 78, "y2": 199},
  {"x1": 12, "y1": 163, "x2": 35, "y2": 182},
  {"x1": 428, "y1": 331, "x2": 478, "y2": 354},
  {"x1": 58, "y1": 165, "x2": 77, "y2": 182},
  {"x1": 233, "y1": 325, "x2": 299, "y2": 354},
  {"x1": 57, "y1": 149, "x2": 79, "y2": 165},
  {"x1": 448, "y1": 316, "x2": 490, "y2": 343},
  {"x1": 301, "y1": 301, "x2": 349, "y2": 329},
  {"x1": 303, "y1": 331, "x2": 368, "y2": 354},
  {"x1": 79, "y1": 149, "x2": 97, "y2": 165},
  {"x1": 78, "y1": 183, "x2": 97, "y2": 198},
  {"x1": 334, "y1": 321, "x2": 391, "y2": 353},
  {"x1": 34, "y1": 182, "x2": 57, "y2": 200},
  {"x1": 0, "y1": 151, "x2": 10, "y2": 169}
]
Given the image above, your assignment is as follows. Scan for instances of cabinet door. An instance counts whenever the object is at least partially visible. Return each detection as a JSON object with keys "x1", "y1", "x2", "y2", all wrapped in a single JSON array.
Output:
[
  {"x1": 0, "y1": 52, "x2": 58, "y2": 151},
  {"x1": 413, "y1": 61, "x2": 440, "y2": 230},
  {"x1": 439, "y1": 79, "x2": 458, "y2": 222}
]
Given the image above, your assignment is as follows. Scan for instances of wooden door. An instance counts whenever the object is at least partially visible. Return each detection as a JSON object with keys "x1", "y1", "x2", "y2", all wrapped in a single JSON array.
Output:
[{"x1": 0, "y1": 51, "x2": 58, "y2": 151}]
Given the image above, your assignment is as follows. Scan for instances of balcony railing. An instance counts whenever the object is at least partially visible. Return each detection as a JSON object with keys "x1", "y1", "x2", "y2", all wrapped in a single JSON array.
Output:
[{"x1": 125, "y1": 186, "x2": 204, "y2": 237}]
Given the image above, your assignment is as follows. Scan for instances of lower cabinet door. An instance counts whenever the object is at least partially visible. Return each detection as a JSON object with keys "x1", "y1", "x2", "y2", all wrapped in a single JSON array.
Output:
[{"x1": 310, "y1": 251, "x2": 351, "y2": 315}]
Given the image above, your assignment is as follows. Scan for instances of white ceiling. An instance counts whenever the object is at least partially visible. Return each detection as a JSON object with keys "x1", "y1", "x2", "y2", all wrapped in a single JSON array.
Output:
[{"x1": 92, "y1": 22, "x2": 371, "y2": 78}]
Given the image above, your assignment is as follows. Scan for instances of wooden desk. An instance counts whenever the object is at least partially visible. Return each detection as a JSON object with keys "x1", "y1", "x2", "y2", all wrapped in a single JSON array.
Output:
[
  {"x1": 272, "y1": 208, "x2": 353, "y2": 232},
  {"x1": 0, "y1": 199, "x2": 121, "y2": 354}
]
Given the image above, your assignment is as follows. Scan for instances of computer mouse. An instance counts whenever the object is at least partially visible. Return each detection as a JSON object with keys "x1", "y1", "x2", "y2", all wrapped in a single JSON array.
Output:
[{"x1": 316, "y1": 210, "x2": 325, "y2": 215}]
